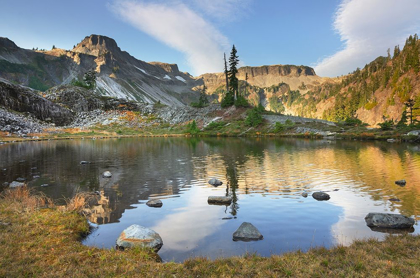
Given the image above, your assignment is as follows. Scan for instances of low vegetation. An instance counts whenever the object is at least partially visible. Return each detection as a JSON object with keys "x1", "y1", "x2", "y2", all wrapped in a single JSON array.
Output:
[{"x1": 1, "y1": 186, "x2": 420, "y2": 277}]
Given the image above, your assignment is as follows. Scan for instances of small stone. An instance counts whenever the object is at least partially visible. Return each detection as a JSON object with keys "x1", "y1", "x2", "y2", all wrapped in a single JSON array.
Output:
[
  {"x1": 40, "y1": 184, "x2": 49, "y2": 187},
  {"x1": 208, "y1": 196, "x2": 232, "y2": 205},
  {"x1": 208, "y1": 178, "x2": 223, "y2": 186},
  {"x1": 33, "y1": 175, "x2": 40, "y2": 179},
  {"x1": 312, "y1": 192, "x2": 330, "y2": 201},
  {"x1": 16, "y1": 177, "x2": 26, "y2": 182},
  {"x1": 80, "y1": 161, "x2": 90, "y2": 165},
  {"x1": 365, "y1": 213, "x2": 414, "y2": 229},
  {"x1": 395, "y1": 180, "x2": 406, "y2": 186},
  {"x1": 389, "y1": 198, "x2": 401, "y2": 202},
  {"x1": 333, "y1": 189, "x2": 339, "y2": 191},
  {"x1": 301, "y1": 192, "x2": 308, "y2": 198},
  {"x1": 146, "y1": 199, "x2": 163, "y2": 208},
  {"x1": 116, "y1": 224, "x2": 163, "y2": 251},
  {"x1": 233, "y1": 222, "x2": 263, "y2": 241},
  {"x1": 9, "y1": 181, "x2": 25, "y2": 188},
  {"x1": 31, "y1": 167, "x2": 37, "y2": 170},
  {"x1": 102, "y1": 171, "x2": 112, "y2": 178}
]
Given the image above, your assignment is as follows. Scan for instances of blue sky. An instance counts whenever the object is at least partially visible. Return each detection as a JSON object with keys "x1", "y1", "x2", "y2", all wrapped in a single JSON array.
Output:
[{"x1": 1, "y1": 0, "x2": 420, "y2": 77}]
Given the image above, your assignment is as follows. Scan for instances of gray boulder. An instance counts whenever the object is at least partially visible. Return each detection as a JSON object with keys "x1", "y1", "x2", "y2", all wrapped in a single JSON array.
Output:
[
  {"x1": 116, "y1": 224, "x2": 163, "y2": 251},
  {"x1": 233, "y1": 222, "x2": 263, "y2": 241},
  {"x1": 208, "y1": 196, "x2": 232, "y2": 205},
  {"x1": 407, "y1": 130, "x2": 420, "y2": 136},
  {"x1": 301, "y1": 192, "x2": 308, "y2": 198},
  {"x1": 9, "y1": 181, "x2": 25, "y2": 188},
  {"x1": 146, "y1": 199, "x2": 163, "y2": 207},
  {"x1": 102, "y1": 171, "x2": 112, "y2": 178},
  {"x1": 365, "y1": 213, "x2": 415, "y2": 229},
  {"x1": 312, "y1": 192, "x2": 330, "y2": 201},
  {"x1": 208, "y1": 178, "x2": 223, "y2": 186},
  {"x1": 395, "y1": 180, "x2": 406, "y2": 186}
]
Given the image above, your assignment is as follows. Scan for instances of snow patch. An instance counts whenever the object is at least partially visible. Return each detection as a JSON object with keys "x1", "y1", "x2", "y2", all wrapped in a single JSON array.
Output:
[
  {"x1": 134, "y1": 66, "x2": 147, "y2": 75},
  {"x1": 175, "y1": 76, "x2": 186, "y2": 83},
  {"x1": 163, "y1": 75, "x2": 171, "y2": 80}
]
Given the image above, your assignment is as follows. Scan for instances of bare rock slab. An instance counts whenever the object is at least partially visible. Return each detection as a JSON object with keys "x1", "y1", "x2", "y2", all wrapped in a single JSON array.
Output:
[
  {"x1": 208, "y1": 178, "x2": 223, "y2": 186},
  {"x1": 365, "y1": 213, "x2": 414, "y2": 229},
  {"x1": 116, "y1": 224, "x2": 163, "y2": 251},
  {"x1": 312, "y1": 192, "x2": 330, "y2": 201},
  {"x1": 233, "y1": 222, "x2": 263, "y2": 241},
  {"x1": 146, "y1": 199, "x2": 163, "y2": 207},
  {"x1": 208, "y1": 196, "x2": 232, "y2": 205}
]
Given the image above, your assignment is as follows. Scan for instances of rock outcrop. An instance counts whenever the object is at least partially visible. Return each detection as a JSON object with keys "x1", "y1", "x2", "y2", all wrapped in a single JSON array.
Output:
[
  {"x1": 233, "y1": 222, "x2": 263, "y2": 241},
  {"x1": 0, "y1": 79, "x2": 74, "y2": 125}
]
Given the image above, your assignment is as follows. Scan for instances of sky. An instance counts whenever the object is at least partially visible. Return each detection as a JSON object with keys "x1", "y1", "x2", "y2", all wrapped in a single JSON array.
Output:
[{"x1": 1, "y1": 0, "x2": 420, "y2": 77}]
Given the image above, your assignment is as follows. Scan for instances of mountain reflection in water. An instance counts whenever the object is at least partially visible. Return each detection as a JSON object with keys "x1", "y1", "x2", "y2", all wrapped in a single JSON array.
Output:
[{"x1": 1, "y1": 137, "x2": 419, "y2": 262}]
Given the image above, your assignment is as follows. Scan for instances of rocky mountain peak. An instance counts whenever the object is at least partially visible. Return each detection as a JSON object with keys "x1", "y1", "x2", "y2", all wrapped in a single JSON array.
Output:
[
  {"x1": 0, "y1": 37, "x2": 19, "y2": 51},
  {"x1": 149, "y1": 62, "x2": 180, "y2": 73},
  {"x1": 72, "y1": 34, "x2": 121, "y2": 57},
  {"x1": 238, "y1": 65, "x2": 316, "y2": 78}
]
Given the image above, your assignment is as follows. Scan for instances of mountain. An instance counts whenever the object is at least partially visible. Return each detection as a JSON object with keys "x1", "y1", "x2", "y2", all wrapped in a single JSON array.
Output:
[{"x1": 0, "y1": 35, "x2": 202, "y2": 106}]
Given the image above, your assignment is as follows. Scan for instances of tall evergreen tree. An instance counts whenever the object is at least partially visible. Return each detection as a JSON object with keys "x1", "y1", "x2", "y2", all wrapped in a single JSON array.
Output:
[{"x1": 228, "y1": 45, "x2": 239, "y2": 100}]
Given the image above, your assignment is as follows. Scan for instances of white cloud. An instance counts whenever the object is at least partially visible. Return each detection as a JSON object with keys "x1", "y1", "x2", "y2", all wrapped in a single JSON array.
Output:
[
  {"x1": 315, "y1": 0, "x2": 420, "y2": 77},
  {"x1": 188, "y1": 0, "x2": 252, "y2": 22},
  {"x1": 110, "y1": 0, "x2": 230, "y2": 75}
]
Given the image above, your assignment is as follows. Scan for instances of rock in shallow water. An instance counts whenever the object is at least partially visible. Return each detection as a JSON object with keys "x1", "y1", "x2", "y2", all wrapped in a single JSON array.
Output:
[
  {"x1": 146, "y1": 199, "x2": 163, "y2": 207},
  {"x1": 233, "y1": 222, "x2": 263, "y2": 241},
  {"x1": 365, "y1": 213, "x2": 414, "y2": 229},
  {"x1": 102, "y1": 171, "x2": 112, "y2": 178},
  {"x1": 208, "y1": 178, "x2": 223, "y2": 186},
  {"x1": 9, "y1": 181, "x2": 25, "y2": 188},
  {"x1": 312, "y1": 192, "x2": 330, "y2": 201},
  {"x1": 208, "y1": 196, "x2": 232, "y2": 205},
  {"x1": 116, "y1": 224, "x2": 163, "y2": 251},
  {"x1": 301, "y1": 192, "x2": 308, "y2": 198},
  {"x1": 395, "y1": 180, "x2": 406, "y2": 186}
]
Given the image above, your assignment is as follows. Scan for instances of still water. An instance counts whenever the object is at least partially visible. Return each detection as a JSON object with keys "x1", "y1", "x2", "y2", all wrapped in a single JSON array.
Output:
[{"x1": 1, "y1": 137, "x2": 420, "y2": 262}]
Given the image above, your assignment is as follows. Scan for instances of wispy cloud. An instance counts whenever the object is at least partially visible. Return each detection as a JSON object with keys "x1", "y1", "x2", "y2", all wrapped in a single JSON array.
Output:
[
  {"x1": 315, "y1": 0, "x2": 420, "y2": 77},
  {"x1": 188, "y1": 0, "x2": 252, "y2": 22},
  {"x1": 109, "y1": 0, "x2": 232, "y2": 75}
]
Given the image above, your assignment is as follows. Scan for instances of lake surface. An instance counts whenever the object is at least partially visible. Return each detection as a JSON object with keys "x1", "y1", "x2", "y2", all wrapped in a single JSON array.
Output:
[{"x1": 1, "y1": 137, "x2": 420, "y2": 262}]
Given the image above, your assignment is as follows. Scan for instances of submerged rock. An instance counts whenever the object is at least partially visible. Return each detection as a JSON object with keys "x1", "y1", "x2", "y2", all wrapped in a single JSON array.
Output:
[
  {"x1": 395, "y1": 180, "x2": 406, "y2": 186},
  {"x1": 365, "y1": 213, "x2": 414, "y2": 229},
  {"x1": 80, "y1": 161, "x2": 90, "y2": 165},
  {"x1": 16, "y1": 177, "x2": 26, "y2": 182},
  {"x1": 9, "y1": 181, "x2": 25, "y2": 188},
  {"x1": 301, "y1": 192, "x2": 308, "y2": 198},
  {"x1": 312, "y1": 192, "x2": 330, "y2": 201},
  {"x1": 146, "y1": 199, "x2": 163, "y2": 207},
  {"x1": 389, "y1": 198, "x2": 401, "y2": 202},
  {"x1": 102, "y1": 171, "x2": 112, "y2": 178},
  {"x1": 208, "y1": 196, "x2": 232, "y2": 205},
  {"x1": 233, "y1": 222, "x2": 263, "y2": 241},
  {"x1": 208, "y1": 178, "x2": 223, "y2": 186},
  {"x1": 116, "y1": 224, "x2": 163, "y2": 251}
]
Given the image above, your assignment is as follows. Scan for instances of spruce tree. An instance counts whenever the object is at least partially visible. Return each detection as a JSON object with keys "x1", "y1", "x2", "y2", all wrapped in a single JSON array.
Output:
[{"x1": 228, "y1": 45, "x2": 239, "y2": 100}]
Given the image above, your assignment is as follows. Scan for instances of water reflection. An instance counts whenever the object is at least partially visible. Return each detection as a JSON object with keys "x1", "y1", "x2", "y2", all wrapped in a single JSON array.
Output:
[{"x1": 1, "y1": 137, "x2": 420, "y2": 261}]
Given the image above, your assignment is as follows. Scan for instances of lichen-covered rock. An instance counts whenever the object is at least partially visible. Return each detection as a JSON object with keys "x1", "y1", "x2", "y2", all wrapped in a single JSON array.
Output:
[
  {"x1": 116, "y1": 224, "x2": 163, "y2": 251},
  {"x1": 208, "y1": 196, "x2": 232, "y2": 205},
  {"x1": 146, "y1": 199, "x2": 163, "y2": 207},
  {"x1": 365, "y1": 213, "x2": 414, "y2": 229},
  {"x1": 312, "y1": 192, "x2": 330, "y2": 201},
  {"x1": 233, "y1": 222, "x2": 263, "y2": 241}
]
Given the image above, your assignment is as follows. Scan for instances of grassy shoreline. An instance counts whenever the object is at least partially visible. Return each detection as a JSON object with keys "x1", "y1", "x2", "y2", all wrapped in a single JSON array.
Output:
[{"x1": 1, "y1": 187, "x2": 419, "y2": 277}]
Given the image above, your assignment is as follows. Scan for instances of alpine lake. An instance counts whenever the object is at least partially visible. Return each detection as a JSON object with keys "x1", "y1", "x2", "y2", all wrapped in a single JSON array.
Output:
[{"x1": 1, "y1": 137, "x2": 420, "y2": 262}]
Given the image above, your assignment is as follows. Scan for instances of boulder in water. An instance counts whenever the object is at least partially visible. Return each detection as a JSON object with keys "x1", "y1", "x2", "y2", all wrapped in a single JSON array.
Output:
[
  {"x1": 116, "y1": 224, "x2": 163, "y2": 251},
  {"x1": 102, "y1": 171, "x2": 112, "y2": 178},
  {"x1": 312, "y1": 192, "x2": 330, "y2": 201},
  {"x1": 146, "y1": 199, "x2": 163, "y2": 207},
  {"x1": 233, "y1": 222, "x2": 263, "y2": 241},
  {"x1": 365, "y1": 213, "x2": 414, "y2": 229},
  {"x1": 208, "y1": 178, "x2": 223, "y2": 186}
]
